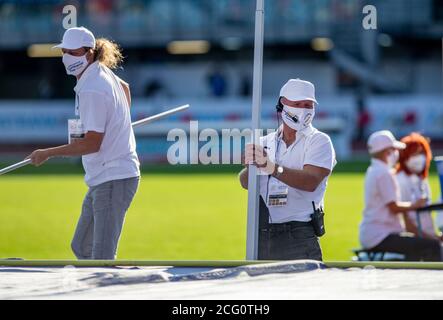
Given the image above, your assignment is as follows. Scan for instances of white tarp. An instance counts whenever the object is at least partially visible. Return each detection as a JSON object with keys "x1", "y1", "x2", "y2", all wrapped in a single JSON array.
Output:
[{"x1": 2, "y1": 261, "x2": 443, "y2": 300}]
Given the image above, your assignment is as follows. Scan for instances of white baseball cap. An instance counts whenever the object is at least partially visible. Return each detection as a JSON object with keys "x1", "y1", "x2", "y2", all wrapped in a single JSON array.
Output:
[
  {"x1": 280, "y1": 79, "x2": 318, "y2": 104},
  {"x1": 53, "y1": 27, "x2": 96, "y2": 50},
  {"x1": 367, "y1": 130, "x2": 406, "y2": 154}
]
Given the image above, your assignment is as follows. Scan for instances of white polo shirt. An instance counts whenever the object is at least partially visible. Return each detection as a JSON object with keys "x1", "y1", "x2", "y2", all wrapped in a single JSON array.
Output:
[
  {"x1": 258, "y1": 125, "x2": 336, "y2": 223},
  {"x1": 359, "y1": 159, "x2": 403, "y2": 249},
  {"x1": 396, "y1": 171, "x2": 434, "y2": 236},
  {"x1": 74, "y1": 61, "x2": 140, "y2": 187}
]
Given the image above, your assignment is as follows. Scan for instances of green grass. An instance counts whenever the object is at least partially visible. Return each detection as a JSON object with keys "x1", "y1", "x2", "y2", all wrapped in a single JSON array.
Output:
[{"x1": 0, "y1": 172, "x2": 441, "y2": 261}]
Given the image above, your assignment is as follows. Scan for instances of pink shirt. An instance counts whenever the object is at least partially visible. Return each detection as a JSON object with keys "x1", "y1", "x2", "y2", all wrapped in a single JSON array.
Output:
[{"x1": 359, "y1": 159, "x2": 404, "y2": 249}]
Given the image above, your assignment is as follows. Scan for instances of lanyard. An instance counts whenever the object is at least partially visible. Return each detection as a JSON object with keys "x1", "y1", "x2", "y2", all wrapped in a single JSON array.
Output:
[{"x1": 74, "y1": 93, "x2": 80, "y2": 117}]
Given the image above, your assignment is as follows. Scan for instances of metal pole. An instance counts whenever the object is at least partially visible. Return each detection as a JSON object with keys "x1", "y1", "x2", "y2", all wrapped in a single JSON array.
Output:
[
  {"x1": 0, "y1": 159, "x2": 32, "y2": 176},
  {"x1": 0, "y1": 104, "x2": 190, "y2": 176},
  {"x1": 246, "y1": 0, "x2": 264, "y2": 260},
  {"x1": 131, "y1": 104, "x2": 189, "y2": 128}
]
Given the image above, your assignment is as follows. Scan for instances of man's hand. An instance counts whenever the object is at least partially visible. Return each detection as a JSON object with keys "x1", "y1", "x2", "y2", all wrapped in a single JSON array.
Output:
[
  {"x1": 27, "y1": 149, "x2": 51, "y2": 167},
  {"x1": 244, "y1": 144, "x2": 275, "y2": 175},
  {"x1": 24, "y1": 131, "x2": 104, "y2": 167}
]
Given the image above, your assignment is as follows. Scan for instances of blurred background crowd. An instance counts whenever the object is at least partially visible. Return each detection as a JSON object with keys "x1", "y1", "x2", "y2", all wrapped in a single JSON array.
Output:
[{"x1": 0, "y1": 0, "x2": 442, "y2": 163}]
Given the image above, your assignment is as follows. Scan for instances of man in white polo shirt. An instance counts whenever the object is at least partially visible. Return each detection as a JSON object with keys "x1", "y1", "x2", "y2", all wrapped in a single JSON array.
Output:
[
  {"x1": 27, "y1": 27, "x2": 140, "y2": 260},
  {"x1": 359, "y1": 130, "x2": 442, "y2": 261},
  {"x1": 239, "y1": 79, "x2": 336, "y2": 261}
]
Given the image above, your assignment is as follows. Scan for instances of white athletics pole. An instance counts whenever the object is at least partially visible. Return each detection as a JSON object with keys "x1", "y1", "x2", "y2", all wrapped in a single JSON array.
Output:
[
  {"x1": 0, "y1": 104, "x2": 190, "y2": 176},
  {"x1": 246, "y1": 0, "x2": 264, "y2": 260}
]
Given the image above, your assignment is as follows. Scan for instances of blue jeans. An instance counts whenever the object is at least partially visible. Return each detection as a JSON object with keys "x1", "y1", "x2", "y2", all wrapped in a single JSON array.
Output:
[{"x1": 71, "y1": 176, "x2": 139, "y2": 260}]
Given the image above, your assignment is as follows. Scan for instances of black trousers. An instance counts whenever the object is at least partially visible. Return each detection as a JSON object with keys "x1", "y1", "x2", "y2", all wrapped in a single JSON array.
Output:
[
  {"x1": 257, "y1": 196, "x2": 322, "y2": 261},
  {"x1": 371, "y1": 233, "x2": 441, "y2": 262}
]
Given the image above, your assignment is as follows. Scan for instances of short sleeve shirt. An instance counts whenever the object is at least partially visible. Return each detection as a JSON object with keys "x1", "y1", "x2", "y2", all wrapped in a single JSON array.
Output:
[
  {"x1": 258, "y1": 125, "x2": 336, "y2": 223},
  {"x1": 74, "y1": 61, "x2": 140, "y2": 187},
  {"x1": 359, "y1": 159, "x2": 403, "y2": 249},
  {"x1": 396, "y1": 171, "x2": 434, "y2": 236}
]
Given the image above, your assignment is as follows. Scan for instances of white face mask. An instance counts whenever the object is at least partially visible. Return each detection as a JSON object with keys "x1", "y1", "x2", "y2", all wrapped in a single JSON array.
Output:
[
  {"x1": 406, "y1": 154, "x2": 427, "y2": 174},
  {"x1": 62, "y1": 53, "x2": 89, "y2": 76},
  {"x1": 387, "y1": 149, "x2": 399, "y2": 168},
  {"x1": 282, "y1": 105, "x2": 315, "y2": 131}
]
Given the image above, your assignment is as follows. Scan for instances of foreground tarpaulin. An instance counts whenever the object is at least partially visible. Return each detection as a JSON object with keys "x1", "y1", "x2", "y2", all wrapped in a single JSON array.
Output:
[{"x1": 2, "y1": 260, "x2": 443, "y2": 299}]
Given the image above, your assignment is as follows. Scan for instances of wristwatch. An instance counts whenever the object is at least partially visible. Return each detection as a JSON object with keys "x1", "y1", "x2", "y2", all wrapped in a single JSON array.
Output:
[{"x1": 274, "y1": 165, "x2": 284, "y2": 178}]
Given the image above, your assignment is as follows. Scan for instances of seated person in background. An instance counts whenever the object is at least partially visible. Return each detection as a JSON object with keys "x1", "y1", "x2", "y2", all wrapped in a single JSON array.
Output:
[
  {"x1": 359, "y1": 130, "x2": 442, "y2": 261},
  {"x1": 396, "y1": 133, "x2": 442, "y2": 241}
]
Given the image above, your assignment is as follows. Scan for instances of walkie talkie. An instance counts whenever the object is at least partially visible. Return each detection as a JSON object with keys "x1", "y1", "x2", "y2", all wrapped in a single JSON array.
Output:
[{"x1": 311, "y1": 201, "x2": 325, "y2": 237}]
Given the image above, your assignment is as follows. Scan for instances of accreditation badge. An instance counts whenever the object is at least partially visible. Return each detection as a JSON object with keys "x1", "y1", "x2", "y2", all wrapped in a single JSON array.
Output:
[
  {"x1": 267, "y1": 179, "x2": 289, "y2": 207},
  {"x1": 68, "y1": 119, "x2": 86, "y2": 144}
]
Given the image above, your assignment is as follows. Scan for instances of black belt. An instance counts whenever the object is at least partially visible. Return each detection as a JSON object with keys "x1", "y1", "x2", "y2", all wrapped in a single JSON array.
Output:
[{"x1": 260, "y1": 220, "x2": 312, "y2": 232}]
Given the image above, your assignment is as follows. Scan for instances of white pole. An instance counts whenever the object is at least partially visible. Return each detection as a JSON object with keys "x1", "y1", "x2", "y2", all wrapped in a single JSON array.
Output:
[
  {"x1": 0, "y1": 104, "x2": 190, "y2": 176},
  {"x1": 131, "y1": 104, "x2": 189, "y2": 128},
  {"x1": 246, "y1": 0, "x2": 264, "y2": 260},
  {"x1": 0, "y1": 159, "x2": 32, "y2": 176}
]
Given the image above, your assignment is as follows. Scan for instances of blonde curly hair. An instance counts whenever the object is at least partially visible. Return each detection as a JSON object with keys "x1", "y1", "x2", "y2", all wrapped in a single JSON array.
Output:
[{"x1": 93, "y1": 38, "x2": 123, "y2": 69}]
